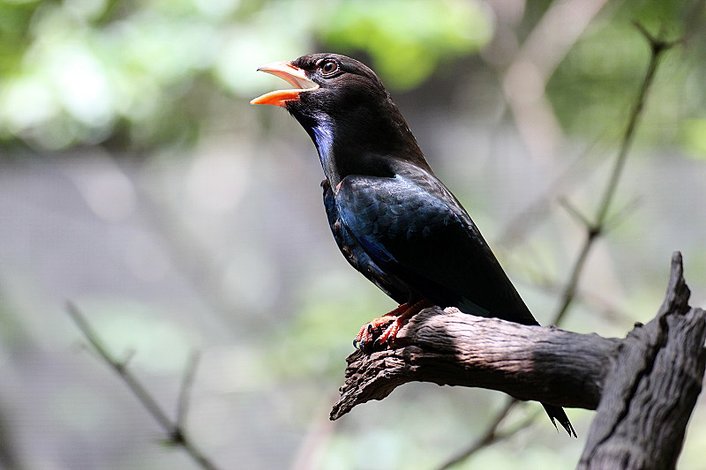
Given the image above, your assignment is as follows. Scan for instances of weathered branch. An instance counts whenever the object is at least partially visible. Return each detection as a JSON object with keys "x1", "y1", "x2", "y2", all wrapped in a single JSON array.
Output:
[
  {"x1": 332, "y1": 309, "x2": 618, "y2": 420},
  {"x1": 332, "y1": 253, "x2": 706, "y2": 469},
  {"x1": 578, "y1": 252, "x2": 706, "y2": 469}
]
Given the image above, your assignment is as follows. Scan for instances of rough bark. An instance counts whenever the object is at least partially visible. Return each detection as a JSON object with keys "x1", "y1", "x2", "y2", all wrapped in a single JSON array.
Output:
[
  {"x1": 578, "y1": 252, "x2": 706, "y2": 469},
  {"x1": 331, "y1": 310, "x2": 619, "y2": 420},
  {"x1": 331, "y1": 253, "x2": 706, "y2": 469}
]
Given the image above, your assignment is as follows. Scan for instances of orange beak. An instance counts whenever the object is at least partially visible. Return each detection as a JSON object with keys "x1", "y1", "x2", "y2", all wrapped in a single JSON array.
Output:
[{"x1": 250, "y1": 61, "x2": 319, "y2": 107}]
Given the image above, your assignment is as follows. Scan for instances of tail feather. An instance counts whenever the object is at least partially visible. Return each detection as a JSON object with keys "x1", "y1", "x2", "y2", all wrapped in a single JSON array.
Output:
[{"x1": 542, "y1": 403, "x2": 577, "y2": 438}]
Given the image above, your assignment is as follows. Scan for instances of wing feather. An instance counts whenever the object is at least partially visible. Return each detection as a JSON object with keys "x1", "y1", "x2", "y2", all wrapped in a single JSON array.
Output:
[{"x1": 335, "y1": 172, "x2": 537, "y2": 325}]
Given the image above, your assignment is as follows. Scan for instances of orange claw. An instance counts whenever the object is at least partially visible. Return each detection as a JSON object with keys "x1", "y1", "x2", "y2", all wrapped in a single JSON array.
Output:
[
  {"x1": 353, "y1": 300, "x2": 431, "y2": 351},
  {"x1": 353, "y1": 312, "x2": 398, "y2": 350}
]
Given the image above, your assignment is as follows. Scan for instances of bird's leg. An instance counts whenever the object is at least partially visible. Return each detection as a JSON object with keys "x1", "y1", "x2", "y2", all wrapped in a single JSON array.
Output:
[
  {"x1": 353, "y1": 303, "x2": 409, "y2": 350},
  {"x1": 375, "y1": 299, "x2": 431, "y2": 348},
  {"x1": 354, "y1": 300, "x2": 431, "y2": 351}
]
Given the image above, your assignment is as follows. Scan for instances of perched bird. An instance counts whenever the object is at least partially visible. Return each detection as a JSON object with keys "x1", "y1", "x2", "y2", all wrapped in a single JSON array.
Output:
[{"x1": 251, "y1": 53, "x2": 576, "y2": 437}]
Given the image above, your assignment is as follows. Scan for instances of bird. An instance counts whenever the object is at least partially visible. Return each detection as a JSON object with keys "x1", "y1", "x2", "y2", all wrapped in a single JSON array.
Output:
[{"x1": 251, "y1": 53, "x2": 576, "y2": 437}]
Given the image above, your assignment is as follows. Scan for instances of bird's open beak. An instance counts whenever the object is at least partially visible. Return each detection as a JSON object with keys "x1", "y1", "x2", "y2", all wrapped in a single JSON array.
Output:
[{"x1": 250, "y1": 62, "x2": 319, "y2": 107}]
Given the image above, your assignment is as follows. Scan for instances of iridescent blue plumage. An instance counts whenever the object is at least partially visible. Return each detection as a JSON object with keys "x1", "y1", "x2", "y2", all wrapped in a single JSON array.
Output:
[
  {"x1": 330, "y1": 159, "x2": 537, "y2": 323},
  {"x1": 253, "y1": 53, "x2": 576, "y2": 437},
  {"x1": 322, "y1": 179, "x2": 409, "y2": 303}
]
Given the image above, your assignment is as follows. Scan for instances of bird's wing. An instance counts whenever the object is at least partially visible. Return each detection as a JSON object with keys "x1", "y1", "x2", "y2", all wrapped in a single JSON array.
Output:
[
  {"x1": 322, "y1": 180, "x2": 410, "y2": 304},
  {"x1": 335, "y1": 172, "x2": 538, "y2": 325}
]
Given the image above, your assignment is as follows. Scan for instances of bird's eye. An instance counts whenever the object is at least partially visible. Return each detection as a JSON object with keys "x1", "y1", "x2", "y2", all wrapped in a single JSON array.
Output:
[{"x1": 319, "y1": 60, "x2": 339, "y2": 76}]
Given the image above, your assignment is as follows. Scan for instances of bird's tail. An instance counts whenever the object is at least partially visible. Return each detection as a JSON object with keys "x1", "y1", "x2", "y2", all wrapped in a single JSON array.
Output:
[{"x1": 542, "y1": 403, "x2": 577, "y2": 437}]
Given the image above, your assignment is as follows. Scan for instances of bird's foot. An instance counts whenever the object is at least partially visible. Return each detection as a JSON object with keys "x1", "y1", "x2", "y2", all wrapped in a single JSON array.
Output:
[
  {"x1": 353, "y1": 311, "x2": 400, "y2": 351},
  {"x1": 354, "y1": 300, "x2": 431, "y2": 352}
]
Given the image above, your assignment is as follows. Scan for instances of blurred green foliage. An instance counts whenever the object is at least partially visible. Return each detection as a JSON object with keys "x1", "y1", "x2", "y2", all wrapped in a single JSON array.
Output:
[
  {"x1": 320, "y1": 0, "x2": 492, "y2": 89},
  {"x1": 680, "y1": 119, "x2": 706, "y2": 159},
  {"x1": 546, "y1": 0, "x2": 706, "y2": 154},
  {"x1": 0, "y1": 0, "x2": 704, "y2": 154},
  {"x1": 0, "y1": 0, "x2": 493, "y2": 151}
]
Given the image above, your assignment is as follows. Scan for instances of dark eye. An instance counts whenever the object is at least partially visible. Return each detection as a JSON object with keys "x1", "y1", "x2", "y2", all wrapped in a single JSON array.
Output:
[{"x1": 320, "y1": 60, "x2": 339, "y2": 76}]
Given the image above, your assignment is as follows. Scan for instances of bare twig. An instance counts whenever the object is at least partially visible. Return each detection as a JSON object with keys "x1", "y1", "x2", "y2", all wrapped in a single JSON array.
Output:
[
  {"x1": 499, "y1": 0, "x2": 610, "y2": 161},
  {"x1": 558, "y1": 197, "x2": 592, "y2": 228},
  {"x1": 66, "y1": 303, "x2": 219, "y2": 470},
  {"x1": 176, "y1": 351, "x2": 200, "y2": 430},
  {"x1": 552, "y1": 23, "x2": 678, "y2": 326},
  {"x1": 498, "y1": 137, "x2": 610, "y2": 248},
  {"x1": 528, "y1": 277, "x2": 634, "y2": 327},
  {"x1": 438, "y1": 398, "x2": 517, "y2": 469},
  {"x1": 441, "y1": 23, "x2": 680, "y2": 468},
  {"x1": 457, "y1": 405, "x2": 543, "y2": 462}
]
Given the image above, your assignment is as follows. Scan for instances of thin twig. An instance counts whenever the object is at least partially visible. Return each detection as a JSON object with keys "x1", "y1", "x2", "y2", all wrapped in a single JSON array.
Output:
[
  {"x1": 438, "y1": 398, "x2": 517, "y2": 469},
  {"x1": 440, "y1": 22, "x2": 679, "y2": 468},
  {"x1": 498, "y1": 135, "x2": 611, "y2": 248},
  {"x1": 602, "y1": 196, "x2": 642, "y2": 234},
  {"x1": 558, "y1": 197, "x2": 592, "y2": 228},
  {"x1": 499, "y1": 0, "x2": 610, "y2": 161},
  {"x1": 439, "y1": 402, "x2": 544, "y2": 469},
  {"x1": 528, "y1": 277, "x2": 634, "y2": 327},
  {"x1": 552, "y1": 22, "x2": 677, "y2": 326},
  {"x1": 176, "y1": 351, "x2": 201, "y2": 430},
  {"x1": 66, "y1": 302, "x2": 219, "y2": 470}
]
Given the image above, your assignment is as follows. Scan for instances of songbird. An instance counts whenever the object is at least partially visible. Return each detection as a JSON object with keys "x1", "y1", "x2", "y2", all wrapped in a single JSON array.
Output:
[{"x1": 251, "y1": 53, "x2": 576, "y2": 437}]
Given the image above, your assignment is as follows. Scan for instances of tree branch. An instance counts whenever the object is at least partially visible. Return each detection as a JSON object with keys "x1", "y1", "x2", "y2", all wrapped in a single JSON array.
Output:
[
  {"x1": 578, "y1": 252, "x2": 706, "y2": 469},
  {"x1": 67, "y1": 303, "x2": 219, "y2": 470},
  {"x1": 331, "y1": 253, "x2": 706, "y2": 469},
  {"x1": 331, "y1": 306, "x2": 617, "y2": 421},
  {"x1": 332, "y1": 307, "x2": 618, "y2": 420}
]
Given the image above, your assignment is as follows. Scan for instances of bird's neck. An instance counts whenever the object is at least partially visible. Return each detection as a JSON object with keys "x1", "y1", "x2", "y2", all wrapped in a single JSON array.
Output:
[
  {"x1": 303, "y1": 105, "x2": 430, "y2": 188},
  {"x1": 309, "y1": 116, "x2": 339, "y2": 186}
]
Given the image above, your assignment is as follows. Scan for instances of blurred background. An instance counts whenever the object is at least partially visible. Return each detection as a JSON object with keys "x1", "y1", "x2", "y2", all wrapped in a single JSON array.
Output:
[{"x1": 1, "y1": 0, "x2": 705, "y2": 468}]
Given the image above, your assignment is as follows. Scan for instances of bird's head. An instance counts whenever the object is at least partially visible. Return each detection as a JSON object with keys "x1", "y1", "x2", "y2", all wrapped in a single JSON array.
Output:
[
  {"x1": 251, "y1": 53, "x2": 428, "y2": 183},
  {"x1": 250, "y1": 53, "x2": 388, "y2": 117}
]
